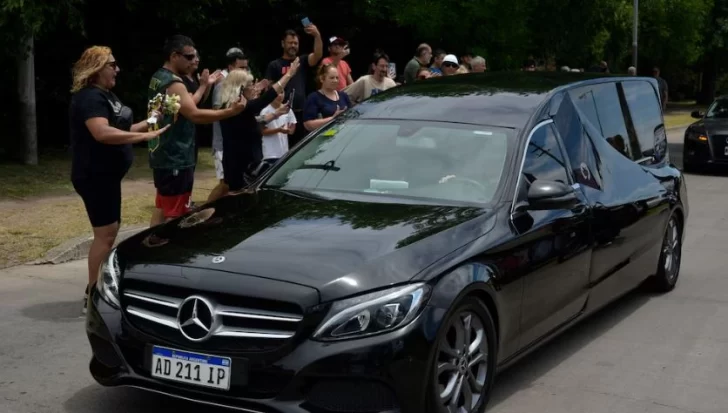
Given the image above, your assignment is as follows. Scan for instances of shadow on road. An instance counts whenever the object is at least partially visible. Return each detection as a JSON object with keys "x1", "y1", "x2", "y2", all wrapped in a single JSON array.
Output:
[
  {"x1": 488, "y1": 288, "x2": 658, "y2": 409},
  {"x1": 64, "y1": 385, "x2": 232, "y2": 413},
  {"x1": 22, "y1": 301, "x2": 86, "y2": 323}
]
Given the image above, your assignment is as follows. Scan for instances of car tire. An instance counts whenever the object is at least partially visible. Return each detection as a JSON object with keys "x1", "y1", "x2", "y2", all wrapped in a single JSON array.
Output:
[
  {"x1": 428, "y1": 297, "x2": 497, "y2": 413},
  {"x1": 650, "y1": 213, "x2": 683, "y2": 293}
]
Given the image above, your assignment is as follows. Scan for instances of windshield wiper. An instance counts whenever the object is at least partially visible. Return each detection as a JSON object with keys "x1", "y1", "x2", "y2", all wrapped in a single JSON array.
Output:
[
  {"x1": 263, "y1": 187, "x2": 330, "y2": 201},
  {"x1": 296, "y1": 159, "x2": 340, "y2": 172}
]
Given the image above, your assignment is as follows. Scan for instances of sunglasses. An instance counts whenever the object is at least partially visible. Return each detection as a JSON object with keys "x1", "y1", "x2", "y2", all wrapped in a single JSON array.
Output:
[
  {"x1": 177, "y1": 52, "x2": 197, "y2": 61},
  {"x1": 106, "y1": 61, "x2": 118, "y2": 69},
  {"x1": 443, "y1": 62, "x2": 459, "y2": 68}
]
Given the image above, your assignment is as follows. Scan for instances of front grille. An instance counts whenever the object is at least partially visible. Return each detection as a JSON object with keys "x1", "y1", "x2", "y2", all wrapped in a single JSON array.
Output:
[
  {"x1": 121, "y1": 280, "x2": 304, "y2": 353},
  {"x1": 710, "y1": 134, "x2": 728, "y2": 159}
]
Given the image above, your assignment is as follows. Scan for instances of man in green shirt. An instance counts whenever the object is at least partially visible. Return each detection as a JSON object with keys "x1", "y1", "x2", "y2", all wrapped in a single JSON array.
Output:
[
  {"x1": 403, "y1": 43, "x2": 432, "y2": 84},
  {"x1": 148, "y1": 35, "x2": 246, "y2": 227}
]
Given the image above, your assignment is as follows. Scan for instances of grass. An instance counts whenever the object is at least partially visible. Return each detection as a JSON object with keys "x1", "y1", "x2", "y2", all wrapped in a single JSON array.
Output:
[
  {"x1": 0, "y1": 146, "x2": 217, "y2": 268},
  {"x1": 0, "y1": 176, "x2": 220, "y2": 268},
  {"x1": 664, "y1": 112, "x2": 698, "y2": 129},
  {"x1": 0, "y1": 146, "x2": 215, "y2": 200}
]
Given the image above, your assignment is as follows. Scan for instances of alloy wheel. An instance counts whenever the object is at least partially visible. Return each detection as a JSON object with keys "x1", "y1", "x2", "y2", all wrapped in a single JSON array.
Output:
[
  {"x1": 435, "y1": 311, "x2": 489, "y2": 413},
  {"x1": 663, "y1": 217, "x2": 681, "y2": 283}
]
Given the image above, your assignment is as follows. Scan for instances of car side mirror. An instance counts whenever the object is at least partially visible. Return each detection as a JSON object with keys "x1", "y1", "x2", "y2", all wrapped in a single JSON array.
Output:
[
  {"x1": 527, "y1": 180, "x2": 579, "y2": 210},
  {"x1": 691, "y1": 110, "x2": 704, "y2": 119}
]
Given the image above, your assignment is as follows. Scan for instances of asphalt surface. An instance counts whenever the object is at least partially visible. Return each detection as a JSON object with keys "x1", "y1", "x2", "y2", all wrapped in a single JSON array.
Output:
[{"x1": 2, "y1": 127, "x2": 728, "y2": 413}]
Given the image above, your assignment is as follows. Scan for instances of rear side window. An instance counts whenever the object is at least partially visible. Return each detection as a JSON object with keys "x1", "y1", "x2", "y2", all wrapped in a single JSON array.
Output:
[
  {"x1": 569, "y1": 84, "x2": 637, "y2": 161},
  {"x1": 621, "y1": 80, "x2": 665, "y2": 163}
]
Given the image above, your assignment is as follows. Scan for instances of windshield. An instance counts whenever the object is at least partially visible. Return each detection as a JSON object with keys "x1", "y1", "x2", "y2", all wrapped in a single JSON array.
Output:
[
  {"x1": 263, "y1": 119, "x2": 513, "y2": 204},
  {"x1": 706, "y1": 99, "x2": 728, "y2": 118}
]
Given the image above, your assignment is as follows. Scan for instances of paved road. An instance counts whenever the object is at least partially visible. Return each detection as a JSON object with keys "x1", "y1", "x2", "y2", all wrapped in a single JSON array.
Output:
[{"x1": 3, "y1": 127, "x2": 728, "y2": 413}]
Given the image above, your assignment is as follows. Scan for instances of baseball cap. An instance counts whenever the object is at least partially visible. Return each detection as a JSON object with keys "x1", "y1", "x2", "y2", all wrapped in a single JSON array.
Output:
[
  {"x1": 329, "y1": 36, "x2": 348, "y2": 46},
  {"x1": 443, "y1": 54, "x2": 459, "y2": 65}
]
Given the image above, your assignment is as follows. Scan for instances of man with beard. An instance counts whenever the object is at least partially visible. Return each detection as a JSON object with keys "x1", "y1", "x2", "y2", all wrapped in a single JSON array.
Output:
[
  {"x1": 265, "y1": 23, "x2": 323, "y2": 147},
  {"x1": 344, "y1": 51, "x2": 397, "y2": 104},
  {"x1": 147, "y1": 35, "x2": 245, "y2": 227}
]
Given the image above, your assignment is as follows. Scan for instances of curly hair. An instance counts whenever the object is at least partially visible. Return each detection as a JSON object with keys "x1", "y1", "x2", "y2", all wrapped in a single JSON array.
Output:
[{"x1": 71, "y1": 46, "x2": 112, "y2": 93}]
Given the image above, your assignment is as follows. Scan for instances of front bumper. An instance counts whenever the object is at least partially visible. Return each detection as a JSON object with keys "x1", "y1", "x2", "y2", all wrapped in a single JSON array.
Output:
[
  {"x1": 684, "y1": 136, "x2": 728, "y2": 167},
  {"x1": 86, "y1": 289, "x2": 444, "y2": 413}
]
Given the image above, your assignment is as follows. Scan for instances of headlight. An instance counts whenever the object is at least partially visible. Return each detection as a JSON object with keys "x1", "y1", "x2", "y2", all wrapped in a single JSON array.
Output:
[
  {"x1": 687, "y1": 130, "x2": 708, "y2": 142},
  {"x1": 96, "y1": 249, "x2": 121, "y2": 308},
  {"x1": 312, "y1": 283, "x2": 431, "y2": 341}
]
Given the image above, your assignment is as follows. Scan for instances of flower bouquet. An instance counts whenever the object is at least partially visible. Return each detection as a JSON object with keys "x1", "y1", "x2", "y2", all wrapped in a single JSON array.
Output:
[{"x1": 147, "y1": 93, "x2": 182, "y2": 130}]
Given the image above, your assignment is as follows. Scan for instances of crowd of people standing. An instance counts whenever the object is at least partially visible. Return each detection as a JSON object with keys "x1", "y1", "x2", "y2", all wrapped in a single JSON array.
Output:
[{"x1": 65, "y1": 21, "x2": 520, "y2": 314}]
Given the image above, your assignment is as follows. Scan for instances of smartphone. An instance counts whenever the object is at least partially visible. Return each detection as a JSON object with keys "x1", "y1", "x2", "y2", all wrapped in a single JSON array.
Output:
[
  {"x1": 301, "y1": 17, "x2": 311, "y2": 27},
  {"x1": 388, "y1": 63, "x2": 397, "y2": 79}
]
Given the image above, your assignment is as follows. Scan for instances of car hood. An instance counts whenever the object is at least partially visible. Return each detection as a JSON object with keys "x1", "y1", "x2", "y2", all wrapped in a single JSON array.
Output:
[
  {"x1": 694, "y1": 118, "x2": 728, "y2": 135},
  {"x1": 117, "y1": 189, "x2": 495, "y2": 302}
]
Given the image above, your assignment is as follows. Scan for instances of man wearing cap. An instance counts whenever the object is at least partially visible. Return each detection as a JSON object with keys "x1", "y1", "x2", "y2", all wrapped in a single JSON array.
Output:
[
  {"x1": 441, "y1": 54, "x2": 460, "y2": 76},
  {"x1": 321, "y1": 36, "x2": 353, "y2": 91},
  {"x1": 207, "y1": 47, "x2": 249, "y2": 202}
]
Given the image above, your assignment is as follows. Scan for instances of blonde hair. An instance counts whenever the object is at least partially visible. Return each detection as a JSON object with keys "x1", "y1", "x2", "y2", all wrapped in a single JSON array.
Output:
[
  {"x1": 219, "y1": 69, "x2": 255, "y2": 108},
  {"x1": 316, "y1": 63, "x2": 338, "y2": 88},
  {"x1": 71, "y1": 46, "x2": 112, "y2": 93},
  {"x1": 456, "y1": 65, "x2": 470, "y2": 74}
]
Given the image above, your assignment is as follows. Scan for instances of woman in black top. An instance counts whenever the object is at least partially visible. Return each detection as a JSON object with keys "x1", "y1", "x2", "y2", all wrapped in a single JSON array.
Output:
[
  {"x1": 219, "y1": 58, "x2": 300, "y2": 192},
  {"x1": 69, "y1": 46, "x2": 169, "y2": 313}
]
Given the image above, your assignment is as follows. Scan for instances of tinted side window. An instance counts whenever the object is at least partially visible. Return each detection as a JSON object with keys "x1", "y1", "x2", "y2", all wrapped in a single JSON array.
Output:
[
  {"x1": 569, "y1": 84, "x2": 636, "y2": 160},
  {"x1": 522, "y1": 124, "x2": 570, "y2": 186},
  {"x1": 622, "y1": 80, "x2": 665, "y2": 161},
  {"x1": 554, "y1": 94, "x2": 602, "y2": 190}
]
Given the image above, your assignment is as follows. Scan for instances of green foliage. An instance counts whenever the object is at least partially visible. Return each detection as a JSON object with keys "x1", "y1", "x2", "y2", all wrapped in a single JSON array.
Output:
[{"x1": 0, "y1": 0, "x2": 84, "y2": 57}]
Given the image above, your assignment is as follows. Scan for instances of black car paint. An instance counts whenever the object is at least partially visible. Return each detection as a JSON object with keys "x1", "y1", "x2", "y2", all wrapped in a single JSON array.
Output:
[
  {"x1": 683, "y1": 114, "x2": 728, "y2": 168},
  {"x1": 86, "y1": 72, "x2": 688, "y2": 413}
]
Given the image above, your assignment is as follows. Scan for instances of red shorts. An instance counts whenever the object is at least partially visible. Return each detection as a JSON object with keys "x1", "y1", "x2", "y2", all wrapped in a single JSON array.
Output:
[
  {"x1": 153, "y1": 168, "x2": 194, "y2": 219},
  {"x1": 155, "y1": 192, "x2": 191, "y2": 218}
]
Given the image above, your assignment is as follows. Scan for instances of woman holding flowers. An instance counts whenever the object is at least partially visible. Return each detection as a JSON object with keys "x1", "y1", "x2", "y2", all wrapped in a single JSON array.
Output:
[
  {"x1": 69, "y1": 45, "x2": 169, "y2": 314},
  {"x1": 218, "y1": 57, "x2": 301, "y2": 193}
]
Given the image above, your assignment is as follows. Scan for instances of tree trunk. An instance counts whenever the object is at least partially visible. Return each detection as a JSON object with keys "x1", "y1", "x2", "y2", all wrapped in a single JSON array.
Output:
[
  {"x1": 697, "y1": 51, "x2": 717, "y2": 105},
  {"x1": 18, "y1": 35, "x2": 38, "y2": 166}
]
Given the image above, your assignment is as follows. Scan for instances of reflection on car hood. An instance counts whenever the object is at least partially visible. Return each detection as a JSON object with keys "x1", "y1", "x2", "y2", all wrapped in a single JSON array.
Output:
[{"x1": 116, "y1": 189, "x2": 495, "y2": 301}]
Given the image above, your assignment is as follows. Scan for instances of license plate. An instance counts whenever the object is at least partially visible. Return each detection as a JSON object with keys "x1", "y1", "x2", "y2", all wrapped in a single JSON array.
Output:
[{"x1": 151, "y1": 346, "x2": 231, "y2": 390}]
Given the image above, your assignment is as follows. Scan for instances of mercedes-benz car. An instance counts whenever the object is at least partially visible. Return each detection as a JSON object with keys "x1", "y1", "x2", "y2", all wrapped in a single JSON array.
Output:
[
  {"x1": 683, "y1": 95, "x2": 728, "y2": 172},
  {"x1": 86, "y1": 72, "x2": 688, "y2": 413}
]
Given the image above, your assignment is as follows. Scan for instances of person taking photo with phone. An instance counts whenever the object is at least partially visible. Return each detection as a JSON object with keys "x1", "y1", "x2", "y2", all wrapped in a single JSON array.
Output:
[
  {"x1": 219, "y1": 58, "x2": 301, "y2": 193},
  {"x1": 260, "y1": 89, "x2": 297, "y2": 160},
  {"x1": 265, "y1": 20, "x2": 323, "y2": 147},
  {"x1": 321, "y1": 36, "x2": 353, "y2": 91},
  {"x1": 343, "y1": 51, "x2": 397, "y2": 105}
]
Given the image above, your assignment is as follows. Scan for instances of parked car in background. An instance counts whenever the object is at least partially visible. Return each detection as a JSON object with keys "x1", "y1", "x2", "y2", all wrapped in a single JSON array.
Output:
[
  {"x1": 86, "y1": 71, "x2": 688, "y2": 413},
  {"x1": 683, "y1": 96, "x2": 728, "y2": 172}
]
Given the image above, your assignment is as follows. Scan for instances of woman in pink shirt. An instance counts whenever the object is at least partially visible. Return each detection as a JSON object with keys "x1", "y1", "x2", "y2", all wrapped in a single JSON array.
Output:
[{"x1": 321, "y1": 36, "x2": 353, "y2": 91}]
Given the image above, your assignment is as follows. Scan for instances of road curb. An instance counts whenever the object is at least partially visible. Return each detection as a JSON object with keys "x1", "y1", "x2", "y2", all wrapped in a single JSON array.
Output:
[{"x1": 31, "y1": 225, "x2": 147, "y2": 266}]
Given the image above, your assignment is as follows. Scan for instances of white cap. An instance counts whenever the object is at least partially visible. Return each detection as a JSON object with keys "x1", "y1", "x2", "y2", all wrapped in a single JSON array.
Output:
[{"x1": 443, "y1": 54, "x2": 459, "y2": 65}]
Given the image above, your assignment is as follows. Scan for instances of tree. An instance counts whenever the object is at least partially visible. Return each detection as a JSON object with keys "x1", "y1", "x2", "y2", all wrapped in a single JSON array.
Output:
[{"x1": 0, "y1": 0, "x2": 84, "y2": 165}]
